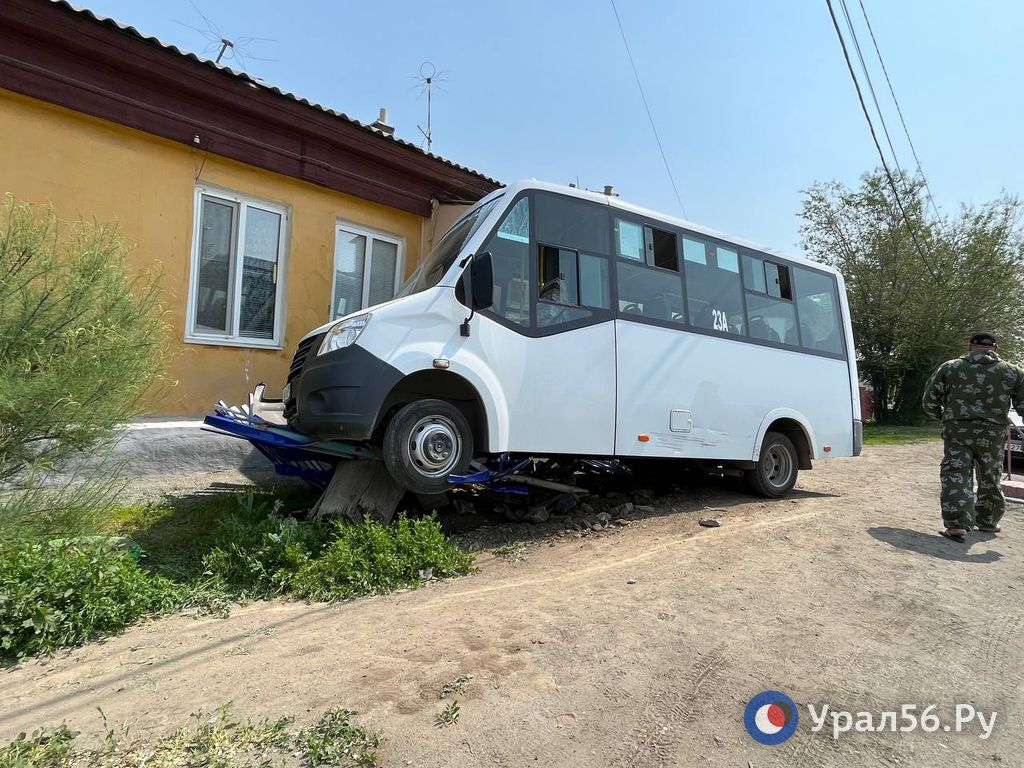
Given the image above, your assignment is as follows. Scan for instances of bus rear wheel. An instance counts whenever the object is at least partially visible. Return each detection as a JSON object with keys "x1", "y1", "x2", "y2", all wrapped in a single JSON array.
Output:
[
  {"x1": 383, "y1": 399, "x2": 474, "y2": 495},
  {"x1": 746, "y1": 431, "x2": 799, "y2": 498}
]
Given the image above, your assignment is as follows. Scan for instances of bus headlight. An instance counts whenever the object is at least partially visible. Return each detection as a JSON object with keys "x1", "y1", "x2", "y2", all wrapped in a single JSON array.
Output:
[{"x1": 317, "y1": 314, "x2": 370, "y2": 356}]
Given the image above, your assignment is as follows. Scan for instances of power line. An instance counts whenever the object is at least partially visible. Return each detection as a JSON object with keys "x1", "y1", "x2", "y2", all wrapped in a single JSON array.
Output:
[
  {"x1": 609, "y1": 0, "x2": 688, "y2": 219},
  {"x1": 824, "y1": 0, "x2": 942, "y2": 284},
  {"x1": 837, "y1": 0, "x2": 906, "y2": 180},
  {"x1": 856, "y1": 0, "x2": 942, "y2": 222}
]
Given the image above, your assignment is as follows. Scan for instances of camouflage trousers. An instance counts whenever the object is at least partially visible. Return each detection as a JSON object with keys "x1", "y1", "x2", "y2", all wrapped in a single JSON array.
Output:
[{"x1": 940, "y1": 421, "x2": 1007, "y2": 530}]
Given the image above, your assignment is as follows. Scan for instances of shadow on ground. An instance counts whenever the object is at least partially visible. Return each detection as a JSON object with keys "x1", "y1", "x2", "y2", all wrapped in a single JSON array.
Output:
[{"x1": 868, "y1": 526, "x2": 1002, "y2": 564}]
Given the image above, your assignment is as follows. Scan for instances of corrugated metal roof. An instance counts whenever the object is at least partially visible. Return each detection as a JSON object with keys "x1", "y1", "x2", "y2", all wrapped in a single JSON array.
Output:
[{"x1": 50, "y1": 0, "x2": 501, "y2": 186}]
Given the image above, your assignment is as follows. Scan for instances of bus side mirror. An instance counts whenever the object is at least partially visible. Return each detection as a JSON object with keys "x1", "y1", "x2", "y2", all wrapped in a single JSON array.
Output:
[{"x1": 470, "y1": 252, "x2": 494, "y2": 310}]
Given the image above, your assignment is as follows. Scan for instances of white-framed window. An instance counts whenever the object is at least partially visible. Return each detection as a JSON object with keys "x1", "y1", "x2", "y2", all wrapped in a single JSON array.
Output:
[
  {"x1": 331, "y1": 223, "x2": 404, "y2": 319},
  {"x1": 186, "y1": 186, "x2": 288, "y2": 348}
]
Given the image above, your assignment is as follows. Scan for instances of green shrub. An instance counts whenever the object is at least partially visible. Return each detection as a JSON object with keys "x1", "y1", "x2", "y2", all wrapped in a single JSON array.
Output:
[
  {"x1": 200, "y1": 494, "x2": 329, "y2": 599},
  {"x1": 291, "y1": 515, "x2": 476, "y2": 602},
  {"x1": 0, "y1": 196, "x2": 168, "y2": 485},
  {"x1": 1, "y1": 490, "x2": 475, "y2": 662},
  {"x1": 0, "y1": 539, "x2": 178, "y2": 661}
]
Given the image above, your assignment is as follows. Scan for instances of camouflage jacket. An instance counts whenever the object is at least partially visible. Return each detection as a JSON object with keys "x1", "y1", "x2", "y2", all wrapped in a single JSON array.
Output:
[{"x1": 922, "y1": 350, "x2": 1024, "y2": 425}]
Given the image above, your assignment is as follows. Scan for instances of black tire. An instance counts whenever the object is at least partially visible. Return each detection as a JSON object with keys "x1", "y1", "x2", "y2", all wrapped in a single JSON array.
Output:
[
  {"x1": 382, "y1": 399, "x2": 474, "y2": 495},
  {"x1": 746, "y1": 432, "x2": 799, "y2": 498}
]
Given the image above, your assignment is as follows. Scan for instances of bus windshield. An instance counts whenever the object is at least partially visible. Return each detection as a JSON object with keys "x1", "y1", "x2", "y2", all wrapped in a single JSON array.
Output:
[{"x1": 396, "y1": 195, "x2": 503, "y2": 298}]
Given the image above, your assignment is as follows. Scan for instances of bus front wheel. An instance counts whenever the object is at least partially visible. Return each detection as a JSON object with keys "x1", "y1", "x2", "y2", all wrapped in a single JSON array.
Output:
[
  {"x1": 382, "y1": 399, "x2": 474, "y2": 495},
  {"x1": 746, "y1": 432, "x2": 799, "y2": 498}
]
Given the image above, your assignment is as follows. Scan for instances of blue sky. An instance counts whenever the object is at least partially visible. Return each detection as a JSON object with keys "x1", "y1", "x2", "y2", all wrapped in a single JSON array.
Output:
[{"x1": 81, "y1": 0, "x2": 1023, "y2": 255}]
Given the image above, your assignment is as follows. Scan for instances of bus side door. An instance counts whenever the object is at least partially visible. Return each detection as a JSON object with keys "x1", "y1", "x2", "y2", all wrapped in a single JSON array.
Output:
[{"x1": 472, "y1": 191, "x2": 617, "y2": 455}]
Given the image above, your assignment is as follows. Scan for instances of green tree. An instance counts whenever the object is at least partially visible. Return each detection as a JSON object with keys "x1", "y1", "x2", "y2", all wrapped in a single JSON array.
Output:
[
  {"x1": 0, "y1": 197, "x2": 168, "y2": 484},
  {"x1": 800, "y1": 171, "x2": 1024, "y2": 423}
]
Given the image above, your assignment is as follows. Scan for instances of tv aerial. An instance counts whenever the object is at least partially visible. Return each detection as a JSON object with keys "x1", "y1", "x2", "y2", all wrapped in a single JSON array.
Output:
[{"x1": 413, "y1": 61, "x2": 448, "y2": 153}]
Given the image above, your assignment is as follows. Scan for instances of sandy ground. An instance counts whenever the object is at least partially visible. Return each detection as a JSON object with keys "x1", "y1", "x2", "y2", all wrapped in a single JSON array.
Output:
[{"x1": 3, "y1": 442, "x2": 1022, "y2": 767}]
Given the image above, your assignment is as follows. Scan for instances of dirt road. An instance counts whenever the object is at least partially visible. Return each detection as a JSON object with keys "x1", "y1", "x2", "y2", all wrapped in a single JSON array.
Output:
[{"x1": 3, "y1": 443, "x2": 1022, "y2": 767}]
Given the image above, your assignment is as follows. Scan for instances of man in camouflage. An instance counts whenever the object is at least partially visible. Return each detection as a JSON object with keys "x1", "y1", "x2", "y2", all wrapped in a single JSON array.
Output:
[{"x1": 923, "y1": 332, "x2": 1024, "y2": 542}]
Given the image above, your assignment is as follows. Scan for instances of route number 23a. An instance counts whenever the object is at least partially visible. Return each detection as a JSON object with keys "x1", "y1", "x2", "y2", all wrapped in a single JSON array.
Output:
[{"x1": 711, "y1": 309, "x2": 729, "y2": 332}]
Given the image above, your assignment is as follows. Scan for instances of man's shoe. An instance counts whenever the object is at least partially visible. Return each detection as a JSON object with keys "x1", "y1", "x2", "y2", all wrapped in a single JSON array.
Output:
[{"x1": 975, "y1": 522, "x2": 1002, "y2": 533}]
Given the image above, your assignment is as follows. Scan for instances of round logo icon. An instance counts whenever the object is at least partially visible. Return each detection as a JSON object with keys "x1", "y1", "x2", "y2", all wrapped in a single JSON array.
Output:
[{"x1": 744, "y1": 690, "x2": 799, "y2": 745}]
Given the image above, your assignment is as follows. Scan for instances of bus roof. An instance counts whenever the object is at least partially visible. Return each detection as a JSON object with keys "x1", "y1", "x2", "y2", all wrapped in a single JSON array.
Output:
[{"x1": 498, "y1": 179, "x2": 838, "y2": 276}]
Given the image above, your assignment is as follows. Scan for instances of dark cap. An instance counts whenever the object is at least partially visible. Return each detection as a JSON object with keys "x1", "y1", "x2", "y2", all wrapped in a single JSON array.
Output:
[{"x1": 969, "y1": 331, "x2": 998, "y2": 347}]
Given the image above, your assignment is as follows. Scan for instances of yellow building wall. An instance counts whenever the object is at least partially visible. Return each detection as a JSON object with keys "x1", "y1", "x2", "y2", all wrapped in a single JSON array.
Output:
[{"x1": 0, "y1": 88, "x2": 425, "y2": 416}]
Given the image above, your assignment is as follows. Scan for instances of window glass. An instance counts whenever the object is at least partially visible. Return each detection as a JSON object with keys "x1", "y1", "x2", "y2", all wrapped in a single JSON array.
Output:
[
  {"x1": 615, "y1": 219, "x2": 644, "y2": 261},
  {"x1": 579, "y1": 254, "x2": 610, "y2": 309},
  {"x1": 647, "y1": 226, "x2": 678, "y2": 271},
  {"x1": 683, "y1": 237, "x2": 706, "y2": 265},
  {"x1": 332, "y1": 227, "x2": 403, "y2": 319},
  {"x1": 332, "y1": 231, "x2": 366, "y2": 319},
  {"x1": 481, "y1": 197, "x2": 529, "y2": 327},
  {"x1": 397, "y1": 195, "x2": 501, "y2": 297},
  {"x1": 716, "y1": 246, "x2": 739, "y2": 273},
  {"x1": 616, "y1": 261, "x2": 685, "y2": 324},
  {"x1": 536, "y1": 247, "x2": 611, "y2": 328},
  {"x1": 497, "y1": 197, "x2": 529, "y2": 243},
  {"x1": 746, "y1": 293, "x2": 799, "y2": 345},
  {"x1": 195, "y1": 197, "x2": 235, "y2": 333},
  {"x1": 535, "y1": 192, "x2": 609, "y2": 253},
  {"x1": 238, "y1": 207, "x2": 281, "y2": 339},
  {"x1": 794, "y1": 267, "x2": 844, "y2": 354},
  {"x1": 685, "y1": 237, "x2": 745, "y2": 334},
  {"x1": 368, "y1": 239, "x2": 399, "y2": 307},
  {"x1": 742, "y1": 254, "x2": 767, "y2": 293}
]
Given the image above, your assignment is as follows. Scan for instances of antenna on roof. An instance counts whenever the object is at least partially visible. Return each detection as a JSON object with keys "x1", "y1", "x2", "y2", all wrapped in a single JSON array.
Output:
[
  {"x1": 173, "y1": 0, "x2": 276, "y2": 73},
  {"x1": 413, "y1": 62, "x2": 448, "y2": 153},
  {"x1": 214, "y1": 38, "x2": 232, "y2": 64}
]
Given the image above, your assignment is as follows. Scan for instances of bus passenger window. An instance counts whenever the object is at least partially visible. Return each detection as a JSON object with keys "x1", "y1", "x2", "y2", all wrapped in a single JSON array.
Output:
[
  {"x1": 579, "y1": 254, "x2": 610, "y2": 309},
  {"x1": 746, "y1": 293, "x2": 798, "y2": 345},
  {"x1": 684, "y1": 237, "x2": 744, "y2": 334},
  {"x1": 645, "y1": 226, "x2": 678, "y2": 271},
  {"x1": 481, "y1": 197, "x2": 530, "y2": 327},
  {"x1": 615, "y1": 219, "x2": 644, "y2": 261},
  {"x1": 741, "y1": 254, "x2": 767, "y2": 293},
  {"x1": 794, "y1": 266, "x2": 844, "y2": 354},
  {"x1": 616, "y1": 261, "x2": 685, "y2": 324}
]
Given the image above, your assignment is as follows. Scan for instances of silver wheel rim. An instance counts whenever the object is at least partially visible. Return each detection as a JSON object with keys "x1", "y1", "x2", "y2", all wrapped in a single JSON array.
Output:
[
  {"x1": 408, "y1": 415, "x2": 461, "y2": 477},
  {"x1": 764, "y1": 444, "x2": 794, "y2": 489}
]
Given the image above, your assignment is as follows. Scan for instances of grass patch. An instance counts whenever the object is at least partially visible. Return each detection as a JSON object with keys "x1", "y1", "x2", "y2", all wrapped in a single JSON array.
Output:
[
  {"x1": 863, "y1": 424, "x2": 942, "y2": 445},
  {"x1": 0, "y1": 488, "x2": 476, "y2": 663},
  {"x1": 0, "y1": 704, "x2": 379, "y2": 767}
]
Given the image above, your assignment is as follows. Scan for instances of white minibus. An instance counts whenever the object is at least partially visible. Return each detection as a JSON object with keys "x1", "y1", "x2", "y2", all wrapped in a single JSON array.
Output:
[{"x1": 283, "y1": 180, "x2": 861, "y2": 498}]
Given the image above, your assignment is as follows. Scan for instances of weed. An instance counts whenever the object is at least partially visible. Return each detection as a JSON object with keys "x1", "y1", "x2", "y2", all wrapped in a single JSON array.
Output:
[
  {"x1": 440, "y1": 673, "x2": 474, "y2": 698},
  {"x1": 297, "y1": 708, "x2": 380, "y2": 767},
  {"x1": 0, "y1": 539, "x2": 179, "y2": 662},
  {"x1": 492, "y1": 541, "x2": 528, "y2": 561},
  {"x1": 434, "y1": 700, "x2": 461, "y2": 728},
  {"x1": 0, "y1": 725, "x2": 77, "y2": 767},
  {"x1": 0, "y1": 704, "x2": 379, "y2": 768},
  {"x1": 1, "y1": 489, "x2": 475, "y2": 661},
  {"x1": 289, "y1": 515, "x2": 476, "y2": 602}
]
